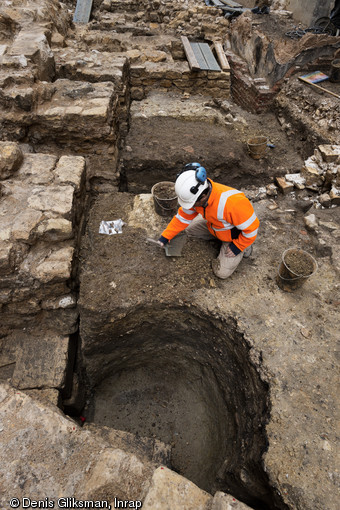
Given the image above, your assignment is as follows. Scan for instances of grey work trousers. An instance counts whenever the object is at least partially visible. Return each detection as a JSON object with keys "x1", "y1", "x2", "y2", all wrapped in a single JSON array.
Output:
[{"x1": 185, "y1": 216, "x2": 245, "y2": 279}]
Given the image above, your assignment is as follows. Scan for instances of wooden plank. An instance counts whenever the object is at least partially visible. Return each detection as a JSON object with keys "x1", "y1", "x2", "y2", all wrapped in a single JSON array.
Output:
[
  {"x1": 298, "y1": 77, "x2": 340, "y2": 99},
  {"x1": 196, "y1": 43, "x2": 221, "y2": 72},
  {"x1": 181, "y1": 36, "x2": 200, "y2": 71},
  {"x1": 73, "y1": 0, "x2": 93, "y2": 24},
  {"x1": 213, "y1": 41, "x2": 230, "y2": 71}
]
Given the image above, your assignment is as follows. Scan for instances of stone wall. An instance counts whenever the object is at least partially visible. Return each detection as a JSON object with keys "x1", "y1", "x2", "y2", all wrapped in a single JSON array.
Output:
[
  {"x1": 0, "y1": 143, "x2": 86, "y2": 338},
  {"x1": 130, "y1": 62, "x2": 230, "y2": 101}
]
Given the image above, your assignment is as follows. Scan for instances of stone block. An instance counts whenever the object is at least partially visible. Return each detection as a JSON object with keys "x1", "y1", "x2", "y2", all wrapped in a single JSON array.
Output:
[
  {"x1": 51, "y1": 32, "x2": 65, "y2": 48},
  {"x1": 142, "y1": 467, "x2": 212, "y2": 510},
  {"x1": 29, "y1": 246, "x2": 74, "y2": 283},
  {"x1": 28, "y1": 185, "x2": 75, "y2": 217},
  {"x1": 36, "y1": 218, "x2": 73, "y2": 242},
  {"x1": 301, "y1": 165, "x2": 323, "y2": 186},
  {"x1": 54, "y1": 156, "x2": 85, "y2": 192},
  {"x1": 275, "y1": 176, "x2": 294, "y2": 194},
  {"x1": 0, "y1": 384, "x2": 155, "y2": 505},
  {"x1": 11, "y1": 332, "x2": 73, "y2": 390},
  {"x1": 17, "y1": 153, "x2": 57, "y2": 183},
  {"x1": 212, "y1": 491, "x2": 253, "y2": 509},
  {"x1": 8, "y1": 26, "x2": 55, "y2": 81},
  {"x1": 285, "y1": 173, "x2": 306, "y2": 189},
  {"x1": 0, "y1": 142, "x2": 23, "y2": 179},
  {"x1": 304, "y1": 214, "x2": 318, "y2": 231},
  {"x1": 11, "y1": 208, "x2": 44, "y2": 242},
  {"x1": 24, "y1": 388, "x2": 62, "y2": 407},
  {"x1": 319, "y1": 193, "x2": 331, "y2": 208},
  {"x1": 318, "y1": 144, "x2": 340, "y2": 163}
]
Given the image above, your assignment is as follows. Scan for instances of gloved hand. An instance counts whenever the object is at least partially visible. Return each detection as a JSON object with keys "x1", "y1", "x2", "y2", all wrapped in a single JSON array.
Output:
[{"x1": 158, "y1": 235, "x2": 169, "y2": 247}]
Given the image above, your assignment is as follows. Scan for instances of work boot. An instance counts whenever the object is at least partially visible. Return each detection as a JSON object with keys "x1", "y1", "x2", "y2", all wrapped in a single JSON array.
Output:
[{"x1": 243, "y1": 245, "x2": 253, "y2": 258}]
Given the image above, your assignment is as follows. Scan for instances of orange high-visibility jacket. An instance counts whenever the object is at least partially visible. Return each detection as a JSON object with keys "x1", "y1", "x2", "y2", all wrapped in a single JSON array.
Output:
[{"x1": 160, "y1": 180, "x2": 259, "y2": 254}]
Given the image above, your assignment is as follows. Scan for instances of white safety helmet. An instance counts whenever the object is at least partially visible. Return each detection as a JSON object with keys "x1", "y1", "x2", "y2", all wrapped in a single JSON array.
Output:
[{"x1": 175, "y1": 170, "x2": 209, "y2": 209}]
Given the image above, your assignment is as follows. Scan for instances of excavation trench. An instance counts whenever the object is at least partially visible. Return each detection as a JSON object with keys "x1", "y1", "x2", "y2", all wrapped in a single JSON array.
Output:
[{"x1": 81, "y1": 305, "x2": 279, "y2": 509}]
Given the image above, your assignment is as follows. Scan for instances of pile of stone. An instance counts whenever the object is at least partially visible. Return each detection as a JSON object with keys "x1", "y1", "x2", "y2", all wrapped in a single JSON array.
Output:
[
  {"x1": 274, "y1": 144, "x2": 340, "y2": 207},
  {"x1": 0, "y1": 142, "x2": 86, "y2": 338}
]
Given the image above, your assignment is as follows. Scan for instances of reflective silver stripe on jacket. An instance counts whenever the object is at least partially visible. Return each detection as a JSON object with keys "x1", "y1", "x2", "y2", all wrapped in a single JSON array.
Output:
[
  {"x1": 214, "y1": 189, "x2": 241, "y2": 230},
  {"x1": 176, "y1": 213, "x2": 192, "y2": 225},
  {"x1": 182, "y1": 208, "x2": 196, "y2": 215},
  {"x1": 236, "y1": 212, "x2": 257, "y2": 230},
  {"x1": 243, "y1": 228, "x2": 258, "y2": 238}
]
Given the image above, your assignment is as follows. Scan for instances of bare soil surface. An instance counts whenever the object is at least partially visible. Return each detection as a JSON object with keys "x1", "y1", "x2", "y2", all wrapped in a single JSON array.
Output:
[{"x1": 121, "y1": 92, "x2": 307, "y2": 194}]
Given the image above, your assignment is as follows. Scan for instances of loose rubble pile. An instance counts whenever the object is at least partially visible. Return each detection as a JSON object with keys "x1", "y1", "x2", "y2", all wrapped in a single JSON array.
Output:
[{"x1": 274, "y1": 144, "x2": 340, "y2": 207}]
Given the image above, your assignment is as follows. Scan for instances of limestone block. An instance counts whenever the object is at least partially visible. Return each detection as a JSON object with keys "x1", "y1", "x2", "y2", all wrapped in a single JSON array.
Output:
[
  {"x1": 0, "y1": 142, "x2": 23, "y2": 179},
  {"x1": 28, "y1": 185, "x2": 74, "y2": 217},
  {"x1": 8, "y1": 27, "x2": 55, "y2": 81},
  {"x1": 304, "y1": 214, "x2": 318, "y2": 231},
  {"x1": 54, "y1": 156, "x2": 85, "y2": 192},
  {"x1": 84, "y1": 449, "x2": 153, "y2": 502},
  {"x1": 30, "y1": 246, "x2": 74, "y2": 283},
  {"x1": 126, "y1": 49, "x2": 142, "y2": 62},
  {"x1": 0, "y1": 45, "x2": 7, "y2": 56},
  {"x1": 212, "y1": 491, "x2": 253, "y2": 509},
  {"x1": 275, "y1": 176, "x2": 294, "y2": 194},
  {"x1": 142, "y1": 467, "x2": 212, "y2": 510},
  {"x1": 11, "y1": 332, "x2": 72, "y2": 390},
  {"x1": 301, "y1": 164, "x2": 323, "y2": 186},
  {"x1": 51, "y1": 32, "x2": 65, "y2": 48},
  {"x1": 85, "y1": 424, "x2": 171, "y2": 468},
  {"x1": 11, "y1": 208, "x2": 44, "y2": 242},
  {"x1": 36, "y1": 218, "x2": 73, "y2": 242},
  {"x1": 141, "y1": 50, "x2": 167, "y2": 63},
  {"x1": 35, "y1": 81, "x2": 116, "y2": 141},
  {"x1": 24, "y1": 387, "x2": 62, "y2": 407},
  {"x1": 285, "y1": 173, "x2": 306, "y2": 189},
  {"x1": 318, "y1": 144, "x2": 340, "y2": 163},
  {"x1": 17, "y1": 153, "x2": 57, "y2": 184},
  {"x1": 319, "y1": 193, "x2": 331, "y2": 208},
  {"x1": 0, "y1": 383, "x2": 156, "y2": 505}
]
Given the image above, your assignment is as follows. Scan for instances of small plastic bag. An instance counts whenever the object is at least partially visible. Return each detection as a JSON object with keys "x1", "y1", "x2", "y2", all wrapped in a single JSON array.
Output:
[{"x1": 99, "y1": 219, "x2": 125, "y2": 235}]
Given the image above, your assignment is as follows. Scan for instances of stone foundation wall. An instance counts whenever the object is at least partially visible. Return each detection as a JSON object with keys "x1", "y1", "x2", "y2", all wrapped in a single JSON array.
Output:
[
  {"x1": 130, "y1": 62, "x2": 230, "y2": 101},
  {"x1": 0, "y1": 143, "x2": 87, "y2": 337}
]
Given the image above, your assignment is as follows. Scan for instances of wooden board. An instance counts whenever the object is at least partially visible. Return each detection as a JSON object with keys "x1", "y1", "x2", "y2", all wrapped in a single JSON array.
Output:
[
  {"x1": 73, "y1": 0, "x2": 93, "y2": 23},
  {"x1": 181, "y1": 36, "x2": 200, "y2": 71},
  {"x1": 213, "y1": 41, "x2": 230, "y2": 71}
]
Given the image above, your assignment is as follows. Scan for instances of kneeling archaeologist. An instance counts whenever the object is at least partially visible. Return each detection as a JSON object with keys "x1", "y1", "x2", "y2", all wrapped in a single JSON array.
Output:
[{"x1": 158, "y1": 163, "x2": 259, "y2": 279}]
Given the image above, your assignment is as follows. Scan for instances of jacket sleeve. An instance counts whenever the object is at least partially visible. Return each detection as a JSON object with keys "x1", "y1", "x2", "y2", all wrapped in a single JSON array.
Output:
[
  {"x1": 227, "y1": 195, "x2": 259, "y2": 253},
  {"x1": 160, "y1": 207, "x2": 198, "y2": 241}
]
